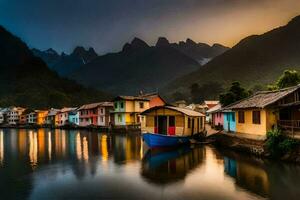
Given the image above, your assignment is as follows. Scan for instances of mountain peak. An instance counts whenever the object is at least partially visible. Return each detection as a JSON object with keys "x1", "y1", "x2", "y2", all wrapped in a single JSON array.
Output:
[
  {"x1": 131, "y1": 37, "x2": 149, "y2": 48},
  {"x1": 186, "y1": 38, "x2": 197, "y2": 46},
  {"x1": 156, "y1": 37, "x2": 170, "y2": 47},
  {"x1": 122, "y1": 37, "x2": 149, "y2": 52},
  {"x1": 45, "y1": 48, "x2": 58, "y2": 55}
]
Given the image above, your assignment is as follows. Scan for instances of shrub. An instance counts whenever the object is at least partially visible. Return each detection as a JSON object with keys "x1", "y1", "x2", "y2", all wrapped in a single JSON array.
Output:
[{"x1": 266, "y1": 128, "x2": 298, "y2": 157}]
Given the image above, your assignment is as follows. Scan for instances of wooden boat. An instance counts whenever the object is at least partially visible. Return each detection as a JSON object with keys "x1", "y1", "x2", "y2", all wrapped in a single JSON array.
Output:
[{"x1": 142, "y1": 133, "x2": 190, "y2": 148}]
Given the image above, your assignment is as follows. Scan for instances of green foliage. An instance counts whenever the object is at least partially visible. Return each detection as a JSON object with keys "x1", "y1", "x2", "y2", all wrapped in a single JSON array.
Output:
[
  {"x1": 219, "y1": 81, "x2": 250, "y2": 106},
  {"x1": 266, "y1": 128, "x2": 298, "y2": 157},
  {"x1": 276, "y1": 70, "x2": 300, "y2": 89},
  {"x1": 268, "y1": 70, "x2": 300, "y2": 90}
]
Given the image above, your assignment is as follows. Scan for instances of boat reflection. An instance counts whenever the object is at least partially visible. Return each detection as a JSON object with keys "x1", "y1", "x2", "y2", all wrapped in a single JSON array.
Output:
[{"x1": 141, "y1": 147, "x2": 205, "y2": 185}]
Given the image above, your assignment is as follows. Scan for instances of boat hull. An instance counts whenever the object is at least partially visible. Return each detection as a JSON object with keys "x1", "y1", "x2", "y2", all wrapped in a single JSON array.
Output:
[{"x1": 142, "y1": 133, "x2": 190, "y2": 148}]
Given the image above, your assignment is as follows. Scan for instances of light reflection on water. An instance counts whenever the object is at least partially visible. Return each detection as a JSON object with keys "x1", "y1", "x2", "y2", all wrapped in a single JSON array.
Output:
[{"x1": 0, "y1": 129, "x2": 299, "y2": 200}]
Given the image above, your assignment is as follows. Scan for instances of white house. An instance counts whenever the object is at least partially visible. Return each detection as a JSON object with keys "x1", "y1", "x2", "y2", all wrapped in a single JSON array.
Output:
[{"x1": 7, "y1": 107, "x2": 25, "y2": 125}]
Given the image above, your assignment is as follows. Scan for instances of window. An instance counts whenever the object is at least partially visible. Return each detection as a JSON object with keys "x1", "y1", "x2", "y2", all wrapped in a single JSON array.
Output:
[
  {"x1": 118, "y1": 114, "x2": 122, "y2": 122},
  {"x1": 252, "y1": 111, "x2": 261, "y2": 124},
  {"x1": 169, "y1": 116, "x2": 175, "y2": 127},
  {"x1": 231, "y1": 113, "x2": 235, "y2": 121},
  {"x1": 100, "y1": 108, "x2": 104, "y2": 114},
  {"x1": 188, "y1": 118, "x2": 191, "y2": 128},
  {"x1": 120, "y1": 102, "x2": 124, "y2": 109},
  {"x1": 139, "y1": 102, "x2": 144, "y2": 109},
  {"x1": 238, "y1": 111, "x2": 245, "y2": 123},
  {"x1": 100, "y1": 116, "x2": 104, "y2": 122},
  {"x1": 93, "y1": 109, "x2": 96, "y2": 114},
  {"x1": 114, "y1": 102, "x2": 118, "y2": 109}
]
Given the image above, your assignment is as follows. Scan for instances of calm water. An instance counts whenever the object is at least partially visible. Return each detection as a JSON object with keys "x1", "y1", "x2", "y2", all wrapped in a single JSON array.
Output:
[{"x1": 0, "y1": 129, "x2": 300, "y2": 200}]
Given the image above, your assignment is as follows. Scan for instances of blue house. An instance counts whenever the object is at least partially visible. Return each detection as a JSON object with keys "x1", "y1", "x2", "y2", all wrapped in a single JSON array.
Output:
[
  {"x1": 223, "y1": 110, "x2": 236, "y2": 133},
  {"x1": 68, "y1": 109, "x2": 79, "y2": 126}
]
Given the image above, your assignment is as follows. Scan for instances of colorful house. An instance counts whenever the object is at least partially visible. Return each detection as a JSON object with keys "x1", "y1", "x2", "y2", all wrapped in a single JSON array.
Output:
[
  {"x1": 201, "y1": 100, "x2": 219, "y2": 122},
  {"x1": 141, "y1": 106, "x2": 205, "y2": 136},
  {"x1": 226, "y1": 85, "x2": 300, "y2": 137},
  {"x1": 57, "y1": 107, "x2": 77, "y2": 126},
  {"x1": 207, "y1": 104, "x2": 223, "y2": 129},
  {"x1": 78, "y1": 102, "x2": 113, "y2": 127},
  {"x1": 6, "y1": 107, "x2": 25, "y2": 125},
  {"x1": 36, "y1": 110, "x2": 49, "y2": 125},
  {"x1": 45, "y1": 108, "x2": 60, "y2": 126},
  {"x1": 139, "y1": 92, "x2": 166, "y2": 108},
  {"x1": 26, "y1": 112, "x2": 37, "y2": 124},
  {"x1": 68, "y1": 110, "x2": 79, "y2": 126},
  {"x1": 223, "y1": 109, "x2": 236, "y2": 133},
  {"x1": 113, "y1": 96, "x2": 150, "y2": 126}
]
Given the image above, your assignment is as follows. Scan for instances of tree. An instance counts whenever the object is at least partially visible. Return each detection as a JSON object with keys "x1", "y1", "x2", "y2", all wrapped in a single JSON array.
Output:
[
  {"x1": 219, "y1": 81, "x2": 249, "y2": 106},
  {"x1": 276, "y1": 70, "x2": 300, "y2": 89}
]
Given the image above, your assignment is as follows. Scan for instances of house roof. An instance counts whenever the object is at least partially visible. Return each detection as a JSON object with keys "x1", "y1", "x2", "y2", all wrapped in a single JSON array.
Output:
[
  {"x1": 139, "y1": 92, "x2": 167, "y2": 103},
  {"x1": 141, "y1": 106, "x2": 205, "y2": 117},
  {"x1": 206, "y1": 104, "x2": 222, "y2": 114},
  {"x1": 78, "y1": 102, "x2": 113, "y2": 110},
  {"x1": 225, "y1": 84, "x2": 300, "y2": 109},
  {"x1": 114, "y1": 96, "x2": 150, "y2": 101},
  {"x1": 59, "y1": 107, "x2": 77, "y2": 113},
  {"x1": 47, "y1": 108, "x2": 60, "y2": 116}
]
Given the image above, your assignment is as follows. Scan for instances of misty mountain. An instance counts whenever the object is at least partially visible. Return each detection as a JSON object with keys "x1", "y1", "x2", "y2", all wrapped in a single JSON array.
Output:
[
  {"x1": 164, "y1": 15, "x2": 300, "y2": 101},
  {"x1": 32, "y1": 46, "x2": 98, "y2": 76},
  {"x1": 0, "y1": 25, "x2": 109, "y2": 108}
]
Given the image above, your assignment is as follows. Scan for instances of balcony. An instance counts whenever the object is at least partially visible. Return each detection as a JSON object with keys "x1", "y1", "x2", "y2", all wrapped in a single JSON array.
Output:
[{"x1": 277, "y1": 120, "x2": 300, "y2": 137}]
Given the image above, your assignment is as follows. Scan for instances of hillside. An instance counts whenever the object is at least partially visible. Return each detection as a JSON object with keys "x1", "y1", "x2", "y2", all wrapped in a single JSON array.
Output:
[
  {"x1": 70, "y1": 37, "x2": 228, "y2": 95},
  {"x1": 32, "y1": 46, "x2": 98, "y2": 76},
  {"x1": 164, "y1": 15, "x2": 300, "y2": 101},
  {"x1": 0, "y1": 26, "x2": 110, "y2": 109}
]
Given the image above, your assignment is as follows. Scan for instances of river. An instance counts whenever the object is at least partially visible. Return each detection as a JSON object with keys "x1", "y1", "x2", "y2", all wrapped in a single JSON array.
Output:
[{"x1": 0, "y1": 129, "x2": 299, "y2": 200}]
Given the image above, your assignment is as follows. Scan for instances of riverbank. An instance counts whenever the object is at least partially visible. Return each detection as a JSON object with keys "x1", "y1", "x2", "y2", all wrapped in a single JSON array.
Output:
[{"x1": 210, "y1": 132, "x2": 300, "y2": 163}]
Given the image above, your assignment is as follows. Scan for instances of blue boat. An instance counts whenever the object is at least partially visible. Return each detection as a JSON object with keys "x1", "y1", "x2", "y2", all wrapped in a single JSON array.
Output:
[{"x1": 142, "y1": 133, "x2": 190, "y2": 148}]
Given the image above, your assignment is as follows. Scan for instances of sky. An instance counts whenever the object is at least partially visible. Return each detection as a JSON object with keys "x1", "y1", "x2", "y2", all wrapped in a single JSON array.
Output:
[{"x1": 0, "y1": 0, "x2": 300, "y2": 54}]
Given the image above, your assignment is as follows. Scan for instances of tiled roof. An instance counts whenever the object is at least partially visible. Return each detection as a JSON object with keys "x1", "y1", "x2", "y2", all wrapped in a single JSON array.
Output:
[
  {"x1": 114, "y1": 96, "x2": 149, "y2": 101},
  {"x1": 225, "y1": 84, "x2": 300, "y2": 109},
  {"x1": 141, "y1": 106, "x2": 205, "y2": 117},
  {"x1": 206, "y1": 104, "x2": 222, "y2": 113},
  {"x1": 78, "y1": 102, "x2": 113, "y2": 110}
]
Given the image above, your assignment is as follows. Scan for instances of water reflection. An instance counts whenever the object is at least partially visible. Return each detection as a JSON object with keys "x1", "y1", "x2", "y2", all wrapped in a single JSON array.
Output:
[
  {"x1": 141, "y1": 147, "x2": 205, "y2": 185},
  {"x1": 0, "y1": 129, "x2": 300, "y2": 200}
]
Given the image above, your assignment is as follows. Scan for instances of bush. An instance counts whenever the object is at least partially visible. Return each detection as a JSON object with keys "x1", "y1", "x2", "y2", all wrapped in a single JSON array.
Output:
[{"x1": 266, "y1": 128, "x2": 298, "y2": 157}]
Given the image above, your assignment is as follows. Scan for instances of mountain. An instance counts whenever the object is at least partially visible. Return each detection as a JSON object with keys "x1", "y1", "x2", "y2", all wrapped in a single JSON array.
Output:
[
  {"x1": 0, "y1": 25, "x2": 109, "y2": 109},
  {"x1": 32, "y1": 46, "x2": 98, "y2": 76},
  {"x1": 169, "y1": 38, "x2": 229, "y2": 65},
  {"x1": 69, "y1": 37, "x2": 229, "y2": 95},
  {"x1": 164, "y1": 15, "x2": 300, "y2": 101},
  {"x1": 70, "y1": 37, "x2": 202, "y2": 95}
]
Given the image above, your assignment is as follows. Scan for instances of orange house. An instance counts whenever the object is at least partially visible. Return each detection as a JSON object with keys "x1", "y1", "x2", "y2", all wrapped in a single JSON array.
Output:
[{"x1": 139, "y1": 92, "x2": 166, "y2": 108}]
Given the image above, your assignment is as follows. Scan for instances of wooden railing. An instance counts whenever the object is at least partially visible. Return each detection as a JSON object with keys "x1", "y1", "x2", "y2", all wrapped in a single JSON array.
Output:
[{"x1": 277, "y1": 120, "x2": 300, "y2": 137}]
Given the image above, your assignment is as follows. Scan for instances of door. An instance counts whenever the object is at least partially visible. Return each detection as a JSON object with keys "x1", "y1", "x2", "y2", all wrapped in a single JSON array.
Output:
[
  {"x1": 191, "y1": 118, "x2": 195, "y2": 135},
  {"x1": 158, "y1": 116, "x2": 168, "y2": 135}
]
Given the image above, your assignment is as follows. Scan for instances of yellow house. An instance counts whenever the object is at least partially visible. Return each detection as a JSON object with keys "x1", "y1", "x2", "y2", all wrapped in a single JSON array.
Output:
[
  {"x1": 226, "y1": 84, "x2": 300, "y2": 137},
  {"x1": 113, "y1": 96, "x2": 150, "y2": 127},
  {"x1": 141, "y1": 106, "x2": 205, "y2": 136},
  {"x1": 36, "y1": 110, "x2": 49, "y2": 125}
]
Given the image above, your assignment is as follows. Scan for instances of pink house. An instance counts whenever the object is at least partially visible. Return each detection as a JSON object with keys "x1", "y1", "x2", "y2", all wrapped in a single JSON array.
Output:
[{"x1": 207, "y1": 104, "x2": 224, "y2": 128}]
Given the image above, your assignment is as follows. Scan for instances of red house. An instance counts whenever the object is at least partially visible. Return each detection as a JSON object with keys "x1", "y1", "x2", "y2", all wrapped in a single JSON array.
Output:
[
  {"x1": 139, "y1": 92, "x2": 166, "y2": 108},
  {"x1": 78, "y1": 102, "x2": 114, "y2": 127}
]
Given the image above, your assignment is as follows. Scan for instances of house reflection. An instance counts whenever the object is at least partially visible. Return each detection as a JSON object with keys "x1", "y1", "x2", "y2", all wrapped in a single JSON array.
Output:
[
  {"x1": 223, "y1": 153, "x2": 269, "y2": 197},
  {"x1": 141, "y1": 147, "x2": 205, "y2": 185}
]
